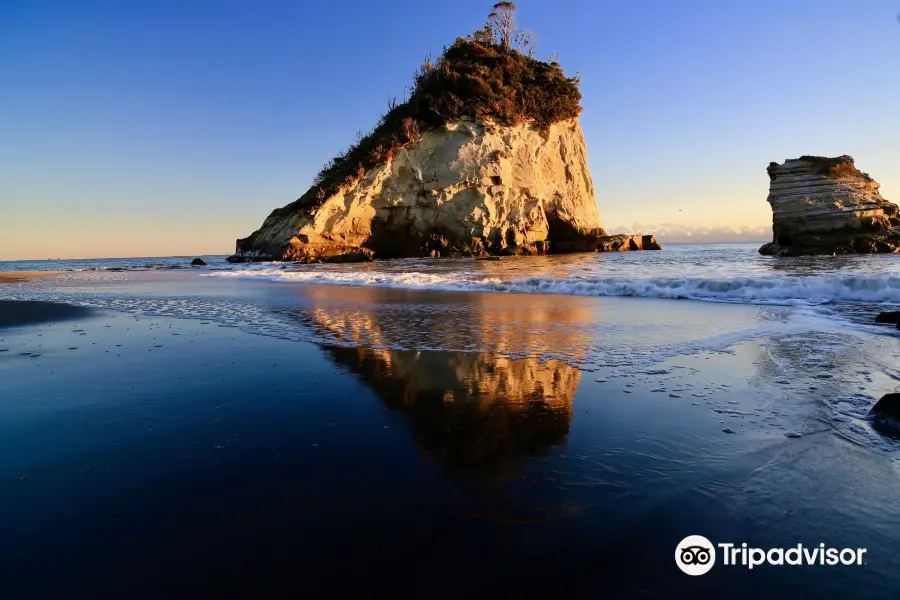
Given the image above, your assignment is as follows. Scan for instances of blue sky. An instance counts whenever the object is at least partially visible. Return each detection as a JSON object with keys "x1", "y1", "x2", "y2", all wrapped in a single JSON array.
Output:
[{"x1": 1, "y1": 0, "x2": 898, "y2": 259}]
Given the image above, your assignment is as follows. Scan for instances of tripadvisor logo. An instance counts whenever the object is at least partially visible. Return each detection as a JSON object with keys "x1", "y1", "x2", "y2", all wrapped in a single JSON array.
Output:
[
  {"x1": 675, "y1": 535, "x2": 716, "y2": 576},
  {"x1": 675, "y1": 535, "x2": 867, "y2": 576}
]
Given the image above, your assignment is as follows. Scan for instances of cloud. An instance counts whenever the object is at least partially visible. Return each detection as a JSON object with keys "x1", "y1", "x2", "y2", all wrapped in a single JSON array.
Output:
[{"x1": 607, "y1": 222, "x2": 771, "y2": 243}]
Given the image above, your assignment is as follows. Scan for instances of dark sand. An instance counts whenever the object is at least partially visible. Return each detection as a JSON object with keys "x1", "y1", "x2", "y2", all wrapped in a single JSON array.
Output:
[
  {"x1": 1, "y1": 289, "x2": 899, "y2": 598},
  {"x1": 0, "y1": 300, "x2": 94, "y2": 328}
]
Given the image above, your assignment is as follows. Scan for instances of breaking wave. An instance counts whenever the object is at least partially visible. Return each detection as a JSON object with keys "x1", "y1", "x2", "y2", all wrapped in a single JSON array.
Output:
[{"x1": 207, "y1": 268, "x2": 900, "y2": 307}]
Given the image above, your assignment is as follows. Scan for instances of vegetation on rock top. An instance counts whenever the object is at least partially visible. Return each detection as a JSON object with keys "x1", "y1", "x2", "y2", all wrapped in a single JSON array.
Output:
[
  {"x1": 274, "y1": 3, "x2": 582, "y2": 217},
  {"x1": 798, "y1": 155, "x2": 874, "y2": 182}
]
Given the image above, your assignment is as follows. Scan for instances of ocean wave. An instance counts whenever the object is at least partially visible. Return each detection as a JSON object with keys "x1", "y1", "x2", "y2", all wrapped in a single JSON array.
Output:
[{"x1": 207, "y1": 268, "x2": 900, "y2": 306}]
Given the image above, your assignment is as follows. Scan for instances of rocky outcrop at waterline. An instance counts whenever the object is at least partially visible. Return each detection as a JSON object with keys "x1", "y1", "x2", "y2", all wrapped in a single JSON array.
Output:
[
  {"x1": 875, "y1": 311, "x2": 900, "y2": 325},
  {"x1": 871, "y1": 393, "x2": 900, "y2": 434},
  {"x1": 591, "y1": 234, "x2": 661, "y2": 252},
  {"x1": 759, "y1": 156, "x2": 900, "y2": 256}
]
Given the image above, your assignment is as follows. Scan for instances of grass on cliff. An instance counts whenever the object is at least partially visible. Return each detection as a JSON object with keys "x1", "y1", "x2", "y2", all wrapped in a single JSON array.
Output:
[
  {"x1": 274, "y1": 34, "x2": 582, "y2": 217},
  {"x1": 799, "y1": 155, "x2": 874, "y2": 182}
]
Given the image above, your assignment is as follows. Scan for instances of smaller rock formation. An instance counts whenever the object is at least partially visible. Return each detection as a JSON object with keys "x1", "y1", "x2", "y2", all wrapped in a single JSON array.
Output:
[
  {"x1": 592, "y1": 234, "x2": 661, "y2": 252},
  {"x1": 190, "y1": 258, "x2": 207, "y2": 266},
  {"x1": 759, "y1": 156, "x2": 900, "y2": 256},
  {"x1": 871, "y1": 393, "x2": 900, "y2": 434}
]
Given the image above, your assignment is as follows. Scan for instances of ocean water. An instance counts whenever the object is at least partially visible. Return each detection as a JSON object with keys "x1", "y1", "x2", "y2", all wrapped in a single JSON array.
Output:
[
  {"x1": 0, "y1": 255, "x2": 230, "y2": 272},
  {"x1": 207, "y1": 242, "x2": 900, "y2": 307},
  {"x1": 4, "y1": 243, "x2": 900, "y2": 597},
  {"x1": 5, "y1": 243, "x2": 900, "y2": 356},
  {"x1": 5, "y1": 243, "x2": 900, "y2": 401},
  {"x1": 13, "y1": 243, "x2": 900, "y2": 308}
]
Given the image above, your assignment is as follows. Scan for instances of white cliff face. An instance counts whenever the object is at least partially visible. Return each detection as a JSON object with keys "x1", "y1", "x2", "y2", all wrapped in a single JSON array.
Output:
[
  {"x1": 232, "y1": 118, "x2": 658, "y2": 261},
  {"x1": 760, "y1": 156, "x2": 900, "y2": 256}
]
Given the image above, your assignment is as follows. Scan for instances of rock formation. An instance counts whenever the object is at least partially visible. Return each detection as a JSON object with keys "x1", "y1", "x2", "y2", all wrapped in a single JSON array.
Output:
[
  {"x1": 230, "y1": 119, "x2": 658, "y2": 262},
  {"x1": 227, "y1": 20, "x2": 658, "y2": 263},
  {"x1": 871, "y1": 393, "x2": 900, "y2": 434},
  {"x1": 875, "y1": 311, "x2": 900, "y2": 327},
  {"x1": 759, "y1": 156, "x2": 900, "y2": 256}
]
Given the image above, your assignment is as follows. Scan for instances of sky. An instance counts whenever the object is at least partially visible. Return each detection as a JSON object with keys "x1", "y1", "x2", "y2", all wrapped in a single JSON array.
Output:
[{"x1": 1, "y1": 0, "x2": 898, "y2": 260}]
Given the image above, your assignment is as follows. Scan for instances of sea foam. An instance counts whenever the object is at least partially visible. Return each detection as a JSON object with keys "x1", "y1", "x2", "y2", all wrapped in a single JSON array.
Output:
[{"x1": 207, "y1": 268, "x2": 900, "y2": 307}]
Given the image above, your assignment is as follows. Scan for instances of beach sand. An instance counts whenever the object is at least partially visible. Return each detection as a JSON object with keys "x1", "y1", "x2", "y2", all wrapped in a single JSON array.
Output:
[
  {"x1": 1, "y1": 288, "x2": 899, "y2": 598},
  {"x1": 0, "y1": 270, "x2": 63, "y2": 284}
]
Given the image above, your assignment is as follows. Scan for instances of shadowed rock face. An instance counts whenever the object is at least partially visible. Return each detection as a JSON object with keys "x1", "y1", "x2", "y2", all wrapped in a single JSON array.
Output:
[
  {"x1": 229, "y1": 118, "x2": 658, "y2": 262},
  {"x1": 759, "y1": 156, "x2": 900, "y2": 256}
]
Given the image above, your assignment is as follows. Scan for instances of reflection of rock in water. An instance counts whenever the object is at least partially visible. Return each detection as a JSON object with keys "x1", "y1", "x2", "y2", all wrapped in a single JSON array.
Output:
[
  {"x1": 283, "y1": 284, "x2": 599, "y2": 366},
  {"x1": 285, "y1": 286, "x2": 584, "y2": 469},
  {"x1": 324, "y1": 346, "x2": 578, "y2": 470}
]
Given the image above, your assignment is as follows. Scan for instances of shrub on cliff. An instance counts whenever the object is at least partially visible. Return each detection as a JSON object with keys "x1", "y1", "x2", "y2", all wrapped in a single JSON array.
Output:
[
  {"x1": 276, "y1": 3, "x2": 581, "y2": 217},
  {"x1": 799, "y1": 155, "x2": 874, "y2": 182}
]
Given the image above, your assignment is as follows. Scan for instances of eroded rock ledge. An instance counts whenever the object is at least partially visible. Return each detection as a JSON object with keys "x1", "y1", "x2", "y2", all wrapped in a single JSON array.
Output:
[
  {"x1": 759, "y1": 155, "x2": 900, "y2": 256},
  {"x1": 228, "y1": 118, "x2": 659, "y2": 262}
]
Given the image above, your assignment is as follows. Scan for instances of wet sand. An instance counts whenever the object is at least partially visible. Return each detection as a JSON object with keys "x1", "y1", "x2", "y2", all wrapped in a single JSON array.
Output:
[
  {"x1": 0, "y1": 270, "x2": 63, "y2": 284},
  {"x1": 0, "y1": 300, "x2": 94, "y2": 328},
  {"x1": 1, "y1": 292, "x2": 899, "y2": 598}
]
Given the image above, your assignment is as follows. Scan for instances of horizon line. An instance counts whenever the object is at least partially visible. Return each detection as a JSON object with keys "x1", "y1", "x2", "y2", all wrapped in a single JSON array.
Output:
[{"x1": 0, "y1": 240, "x2": 772, "y2": 263}]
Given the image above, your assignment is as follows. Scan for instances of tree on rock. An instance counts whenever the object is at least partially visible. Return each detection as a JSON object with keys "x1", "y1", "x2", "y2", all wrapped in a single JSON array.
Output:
[
  {"x1": 483, "y1": 3, "x2": 538, "y2": 56},
  {"x1": 487, "y1": 2, "x2": 517, "y2": 51},
  {"x1": 273, "y1": 2, "x2": 580, "y2": 215}
]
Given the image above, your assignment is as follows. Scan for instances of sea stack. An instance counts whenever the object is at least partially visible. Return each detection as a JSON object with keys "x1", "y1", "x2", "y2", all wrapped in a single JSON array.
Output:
[
  {"x1": 228, "y1": 28, "x2": 658, "y2": 262},
  {"x1": 759, "y1": 156, "x2": 900, "y2": 256}
]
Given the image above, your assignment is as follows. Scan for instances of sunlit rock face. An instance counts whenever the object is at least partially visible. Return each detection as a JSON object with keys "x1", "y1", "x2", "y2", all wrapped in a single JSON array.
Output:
[
  {"x1": 759, "y1": 156, "x2": 900, "y2": 256},
  {"x1": 229, "y1": 118, "x2": 658, "y2": 262}
]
